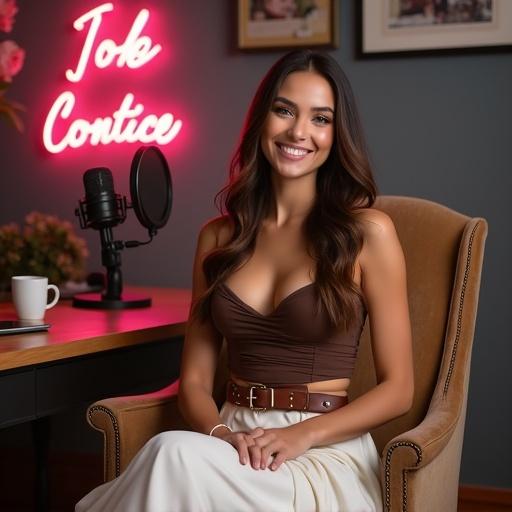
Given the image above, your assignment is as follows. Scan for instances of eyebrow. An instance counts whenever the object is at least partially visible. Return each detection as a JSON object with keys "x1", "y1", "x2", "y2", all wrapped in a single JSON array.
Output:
[{"x1": 273, "y1": 96, "x2": 334, "y2": 114}]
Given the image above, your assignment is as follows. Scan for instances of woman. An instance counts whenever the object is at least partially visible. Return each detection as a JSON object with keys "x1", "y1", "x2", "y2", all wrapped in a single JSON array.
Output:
[{"x1": 76, "y1": 50, "x2": 413, "y2": 512}]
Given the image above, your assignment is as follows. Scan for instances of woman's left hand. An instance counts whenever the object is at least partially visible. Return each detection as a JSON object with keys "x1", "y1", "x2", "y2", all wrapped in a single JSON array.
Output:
[{"x1": 247, "y1": 424, "x2": 313, "y2": 471}]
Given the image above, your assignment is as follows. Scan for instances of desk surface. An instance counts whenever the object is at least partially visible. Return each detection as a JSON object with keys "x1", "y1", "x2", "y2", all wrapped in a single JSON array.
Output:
[{"x1": 0, "y1": 287, "x2": 191, "y2": 371}]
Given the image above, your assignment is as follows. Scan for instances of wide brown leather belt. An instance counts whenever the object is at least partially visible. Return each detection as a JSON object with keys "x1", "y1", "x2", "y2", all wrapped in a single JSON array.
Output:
[{"x1": 226, "y1": 380, "x2": 348, "y2": 413}]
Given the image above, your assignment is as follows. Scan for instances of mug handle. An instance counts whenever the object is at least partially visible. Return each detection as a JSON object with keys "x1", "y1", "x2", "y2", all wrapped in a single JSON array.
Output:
[{"x1": 46, "y1": 284, "x2": 60, "y2": 310}]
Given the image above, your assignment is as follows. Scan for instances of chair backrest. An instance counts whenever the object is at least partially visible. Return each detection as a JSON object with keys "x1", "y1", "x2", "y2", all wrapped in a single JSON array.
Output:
[
  {"x1": 350, "y1": 196, "x2": 487, "y2": 453},
  {"x1": 213, "y1": 195, "x2": 488, "y2": 455}
]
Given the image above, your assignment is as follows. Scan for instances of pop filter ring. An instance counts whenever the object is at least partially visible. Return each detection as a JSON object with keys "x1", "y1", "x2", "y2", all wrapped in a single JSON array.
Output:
[{"x1": 130, "y1": 146, "x2": 173, "y2": 232}]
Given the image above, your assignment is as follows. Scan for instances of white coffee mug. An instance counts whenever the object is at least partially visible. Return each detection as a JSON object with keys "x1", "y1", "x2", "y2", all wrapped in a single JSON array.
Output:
[{"x1": 11, "y1": 276, "x2": 60, "y2": 321}]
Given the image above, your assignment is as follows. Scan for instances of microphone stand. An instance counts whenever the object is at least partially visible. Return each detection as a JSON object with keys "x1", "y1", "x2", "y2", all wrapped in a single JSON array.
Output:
[
  {"x1": 72, "y1": 225, "x2": 151, "y2": 309},
  {"x1": 100, "y1": 227, "x2": 123, "y2": 300}
]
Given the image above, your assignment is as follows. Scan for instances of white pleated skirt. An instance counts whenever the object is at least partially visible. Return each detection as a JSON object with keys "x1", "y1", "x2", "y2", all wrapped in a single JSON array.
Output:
[{"x1": 76, "y1": 402, "x2": 383, "y2": 512}]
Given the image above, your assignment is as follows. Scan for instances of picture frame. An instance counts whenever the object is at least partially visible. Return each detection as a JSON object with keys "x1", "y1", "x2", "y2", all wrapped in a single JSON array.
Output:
[
  {"x1": 359, "y1": 0, "x2": 512, "y2": 57},
  {"x1": 237, "y1": 0, "x2": 339, "y2": 50}
]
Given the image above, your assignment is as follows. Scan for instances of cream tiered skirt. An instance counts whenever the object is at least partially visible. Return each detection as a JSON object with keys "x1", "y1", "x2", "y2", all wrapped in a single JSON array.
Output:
[{"x1": 76, "y1": 402, "x2": 383, "y2": 511}]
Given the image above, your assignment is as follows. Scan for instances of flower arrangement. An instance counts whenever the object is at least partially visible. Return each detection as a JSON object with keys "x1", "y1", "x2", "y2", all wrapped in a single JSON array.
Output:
[
  {"x1": 0, "y1": 0, "x2": 25, "y2": 131},
  {"x1": 0, "y1": 212, "x2": 89, "y2": 289}
]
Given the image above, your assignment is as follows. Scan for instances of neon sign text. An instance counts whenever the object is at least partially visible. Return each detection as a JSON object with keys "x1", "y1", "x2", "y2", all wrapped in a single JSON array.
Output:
[
  {"x1": 65, "y1": 3, "x2": 161, "y2": 83},
  {"x1": 43, "y1": 92, "x2": 182, "y2": 154},
  {"x1": 43, "y1": 3, "x2": 181, "y2": 154}
]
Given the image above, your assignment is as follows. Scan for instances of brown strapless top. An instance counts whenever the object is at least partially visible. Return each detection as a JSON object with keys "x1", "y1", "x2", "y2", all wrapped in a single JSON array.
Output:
[{"x1": 210, "y1": 282, "x2": 367, "y2": 386}]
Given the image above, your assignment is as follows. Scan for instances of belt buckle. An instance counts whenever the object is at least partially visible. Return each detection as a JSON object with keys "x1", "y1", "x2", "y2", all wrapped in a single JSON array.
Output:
[{"x1": 247, "y1": 384, "x2": 274, "y2": 411}]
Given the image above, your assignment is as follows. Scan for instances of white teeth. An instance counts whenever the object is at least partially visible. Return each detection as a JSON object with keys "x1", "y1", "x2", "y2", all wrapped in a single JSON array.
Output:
[{"x1": 280, "y1": 144, "x2": 308, "y2": 156}]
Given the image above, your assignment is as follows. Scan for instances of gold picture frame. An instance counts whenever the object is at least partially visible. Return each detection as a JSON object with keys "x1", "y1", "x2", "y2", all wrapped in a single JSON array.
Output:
[{"x1": 238, "y1": 0, "x2": 339, "y2": 50}]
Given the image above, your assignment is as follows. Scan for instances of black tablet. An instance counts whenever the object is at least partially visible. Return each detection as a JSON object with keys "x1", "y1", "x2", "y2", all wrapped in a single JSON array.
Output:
[{"x1": 0, "y1": 320, "x2": 51, "y2": 335}]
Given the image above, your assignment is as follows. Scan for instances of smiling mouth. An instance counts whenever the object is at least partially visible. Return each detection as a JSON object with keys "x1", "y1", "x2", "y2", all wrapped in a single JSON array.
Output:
[{"x1": 276, "y1": 143, "x2": 312, "y2": 158}]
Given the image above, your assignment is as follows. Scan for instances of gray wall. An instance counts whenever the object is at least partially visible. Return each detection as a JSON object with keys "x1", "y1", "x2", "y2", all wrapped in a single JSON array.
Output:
[{"x1": 1, "y1": 0, "x2": 510, "y2": 488}]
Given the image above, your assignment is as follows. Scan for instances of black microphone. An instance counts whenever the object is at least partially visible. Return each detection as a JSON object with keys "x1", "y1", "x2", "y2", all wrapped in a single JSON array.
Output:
[
  {"x1": 77, "y1": 167, "x2": 126, "y2": 229},
  {"x1": 75, "y1": 167, "x2": 129, "y2": 304},
  {"x1": 72, "y1": 145, "x2": 172, "y2": 310}
]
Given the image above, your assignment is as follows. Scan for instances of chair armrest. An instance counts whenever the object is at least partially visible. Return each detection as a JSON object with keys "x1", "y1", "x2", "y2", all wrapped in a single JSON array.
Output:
[
  {"x1": 87, "y1": 380, "x2": 191, "y2": 482},
  {"x1": 381, "y1": 396, "x2": 461, "y2": 511},
  {"x1": 383, "y1": 402, "x2": 457, "y2": 468}
]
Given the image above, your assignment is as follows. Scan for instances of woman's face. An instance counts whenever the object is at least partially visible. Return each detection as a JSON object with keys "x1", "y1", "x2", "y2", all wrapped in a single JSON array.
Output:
[{"x1": 261, "y1": 71, "x2": 335, "y2": 181}]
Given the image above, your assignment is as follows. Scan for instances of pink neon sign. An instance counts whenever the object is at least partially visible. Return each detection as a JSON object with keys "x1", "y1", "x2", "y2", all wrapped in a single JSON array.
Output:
[{"x1": 43, "y1": 3, "x2": 182, "y2": 154}]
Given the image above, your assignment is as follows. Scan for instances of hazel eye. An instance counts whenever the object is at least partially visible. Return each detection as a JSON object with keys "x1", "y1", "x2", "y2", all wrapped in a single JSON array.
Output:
[
  {"x1": 313, "y1": 115, "x2": 332, "y2": 125},
  {"x1": 273, "y1": 106, "x2": 293, "y2": 117}
]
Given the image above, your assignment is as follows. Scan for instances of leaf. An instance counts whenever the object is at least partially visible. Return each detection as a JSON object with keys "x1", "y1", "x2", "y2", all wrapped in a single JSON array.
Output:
[
  {"x1": 0, "y1": 95, "x2": 25, "y2": 132},
  {"x1": 0, "y1": 101, "x2": 24, "y2": 132},
  {"x1": 10, "y1": 100, "x2": 25, "y2": 112}
]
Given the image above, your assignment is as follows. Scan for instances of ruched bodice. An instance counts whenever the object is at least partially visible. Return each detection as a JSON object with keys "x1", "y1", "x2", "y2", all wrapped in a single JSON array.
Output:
[{"x1": 210, "y1": 282, "x2": 367, "y2": 386}]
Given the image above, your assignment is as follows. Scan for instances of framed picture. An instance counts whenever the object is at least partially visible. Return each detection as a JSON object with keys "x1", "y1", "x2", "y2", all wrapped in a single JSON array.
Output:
[
  {"x1": 238, "y1": 0, "x2": 339, "y2": 50},
  {"x1": 360, "y1": 0, "x2": 512, "y2": 56}
]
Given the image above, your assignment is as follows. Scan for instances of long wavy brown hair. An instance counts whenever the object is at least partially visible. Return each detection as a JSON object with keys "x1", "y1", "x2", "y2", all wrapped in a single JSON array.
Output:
[{"x1": 194, "y1": 50, "x2": 377, "y2": 331}]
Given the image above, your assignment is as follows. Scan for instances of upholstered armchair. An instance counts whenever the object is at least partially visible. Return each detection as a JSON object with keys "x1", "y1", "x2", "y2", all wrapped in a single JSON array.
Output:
[{"x1": 87, "y1": 196, "x2": 488, "y2": 512}]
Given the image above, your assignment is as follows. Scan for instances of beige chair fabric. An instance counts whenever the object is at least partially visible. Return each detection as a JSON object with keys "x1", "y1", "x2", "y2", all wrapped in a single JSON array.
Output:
[{"x1": 87, "y1": 196, "x2": 488, "y2": 511}]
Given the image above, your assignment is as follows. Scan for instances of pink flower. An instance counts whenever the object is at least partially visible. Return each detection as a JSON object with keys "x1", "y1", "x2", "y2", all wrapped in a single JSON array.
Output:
[
  {"x1": 0, "y1": 40, "x2": 24, "y2": 82},
  {"x1": 0, "y1": 0, "x2": 18, "y2": 33}
]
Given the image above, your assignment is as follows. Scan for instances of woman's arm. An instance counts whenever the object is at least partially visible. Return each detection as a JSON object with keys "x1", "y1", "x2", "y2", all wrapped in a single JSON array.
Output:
[
  {"x1": 178, "y1": 220, "x2": 227, "y2": 435},
  {"x1": 251, "y1": 209, "x2": 414, "y2": 470},
  {"x1": 178, "y1": 219, "x2": 262, "y2": 464}
]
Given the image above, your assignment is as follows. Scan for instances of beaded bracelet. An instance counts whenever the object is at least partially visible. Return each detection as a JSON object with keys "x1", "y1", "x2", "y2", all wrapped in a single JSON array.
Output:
[{"x1": 209, "y1": 423, "x2": 232, "y2": 436}]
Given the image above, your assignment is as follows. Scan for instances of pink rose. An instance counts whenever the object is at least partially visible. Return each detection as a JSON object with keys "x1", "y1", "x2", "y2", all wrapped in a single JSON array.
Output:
[
  {"x1": 0, "y1": 0, "x2": 18, "y2": 33},
  {"x1": 0, "y1": 40, "x2": 24, "y2": 82}
]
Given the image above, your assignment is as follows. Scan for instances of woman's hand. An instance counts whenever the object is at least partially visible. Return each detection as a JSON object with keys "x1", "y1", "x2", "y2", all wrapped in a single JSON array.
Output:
[
  {"x1": 246, "y1": 424, "x2": 313, "y2": 471},
  {"x1": 213, "y1": 428, "x2": 265, "y2": 466}
]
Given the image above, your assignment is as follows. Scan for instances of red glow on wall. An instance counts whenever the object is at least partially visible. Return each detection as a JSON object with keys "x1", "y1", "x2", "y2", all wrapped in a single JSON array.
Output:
[{"x1": 43, "y1": 2, "x2": 182, "y2": 154}]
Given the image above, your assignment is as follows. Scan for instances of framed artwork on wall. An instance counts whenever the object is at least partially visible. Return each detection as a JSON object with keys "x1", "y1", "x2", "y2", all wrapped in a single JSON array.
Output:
[
  {"x1": 237, "y1": 0, "x2": 339, "y2": 50},
  {"x1": 360, "y1": 0, "x2": 512, "y2": 56}
]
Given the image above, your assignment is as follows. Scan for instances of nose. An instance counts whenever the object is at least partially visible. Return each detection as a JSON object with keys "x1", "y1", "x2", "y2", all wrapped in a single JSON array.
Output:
[{"x1": 288, "y1": 116, "x2": 307, "y2": 141}]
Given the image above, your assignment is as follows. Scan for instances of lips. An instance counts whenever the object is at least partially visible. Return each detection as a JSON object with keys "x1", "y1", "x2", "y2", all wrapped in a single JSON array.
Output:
[{"x1": 275, "y1": 142, "x2": 312, "y2": 160}]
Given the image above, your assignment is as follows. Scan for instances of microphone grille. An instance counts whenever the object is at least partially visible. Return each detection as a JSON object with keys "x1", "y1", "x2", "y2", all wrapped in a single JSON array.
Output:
[{"x1": 83, "y1": 167, "x2": 114, "y2": 197}]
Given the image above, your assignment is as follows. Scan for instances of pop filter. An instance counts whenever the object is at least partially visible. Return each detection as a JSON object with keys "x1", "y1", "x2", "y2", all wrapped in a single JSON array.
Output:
[
  {"x1": 130, "y1": 146, "x2": 172, "y2": 232},
  {"x1": 73, "y1": 146, "x2": 172, "y2": 309}
]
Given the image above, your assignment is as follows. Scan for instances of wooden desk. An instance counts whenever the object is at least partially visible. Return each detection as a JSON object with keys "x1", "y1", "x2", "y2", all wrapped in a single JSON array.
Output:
[
  {"x1": 0, "y1": 286, "x2": 191, "y2": 427},
  {"x1": 0, "y1": 286, "x2": 191, "y2": 370},
  {"x1": 0, "y1": 286, "x2": 191, "y2": 511}
]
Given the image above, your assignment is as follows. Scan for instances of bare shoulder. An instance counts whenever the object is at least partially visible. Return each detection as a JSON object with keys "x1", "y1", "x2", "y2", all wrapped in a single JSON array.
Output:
[
  {"x1": 353, "y1": 207, "x2": 403, "y2": 268},
  {"x1": 354, "y1": 207, "x2": 397, "y2": 241},
  {"x1": 197, "y1": 215, "x2": 233, "y2": 252}
]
